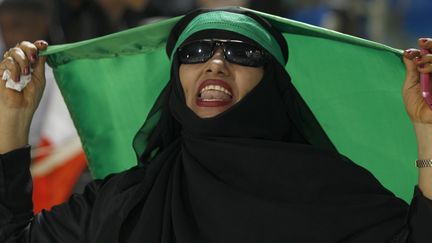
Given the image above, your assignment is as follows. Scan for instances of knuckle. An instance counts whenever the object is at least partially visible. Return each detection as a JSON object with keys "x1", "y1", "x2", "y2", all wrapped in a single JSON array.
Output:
[
  {"x1": 8, "y1": 50, "x2": 26, "y2": 63},
  {"x1": 19, "y1": 41, "x2": 32, "y2": 47},
  {"x1": 17, "y1": 41, "x2": 37, "y2": 53},
  {"x1": 0, "y1": 57, "x2": 16, "y2": 73},
  {"x1": 9, "y1": 47, "x2": 22, "y2": 55},
  {"x1": 34, "y1": 40, "x2": 48, "y2": 47},
  {"x1": 421, "y1": 64, "x2": 432, "y2": 72},
  {"x1": 26, "y1": 46, "x2": 38, "y2": 55},
  {"x1": 4, "y1": 56, "x2": 15, "y2": 64}
]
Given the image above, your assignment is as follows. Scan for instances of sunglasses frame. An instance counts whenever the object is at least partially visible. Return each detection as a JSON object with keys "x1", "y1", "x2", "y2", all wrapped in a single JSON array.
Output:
[{"x1": 177, "y1": 38, "x2": 269, "y2": 67}]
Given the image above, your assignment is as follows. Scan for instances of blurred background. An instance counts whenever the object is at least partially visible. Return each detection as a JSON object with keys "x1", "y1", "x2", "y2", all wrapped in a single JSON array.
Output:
[{"x1": 0, "y1": 0, "x2": 430, "y2": 213}]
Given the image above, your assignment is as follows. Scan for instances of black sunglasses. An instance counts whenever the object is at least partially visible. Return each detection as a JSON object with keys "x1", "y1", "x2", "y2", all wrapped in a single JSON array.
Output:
[{"x1": 177, "y1": 39, "x2": 268, "y2": 67}]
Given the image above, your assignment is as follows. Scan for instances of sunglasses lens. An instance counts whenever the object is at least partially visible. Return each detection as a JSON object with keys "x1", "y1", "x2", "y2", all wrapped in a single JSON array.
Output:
[
  {"x1": 224, "y1": 42, "x2": 266, "y2": 67},
  {"x1": 178, "y1": 40, "x2": 267, "y2": 67},
  {"x1": 178, "y1": 41, "x2": 213, "y2": 64}
]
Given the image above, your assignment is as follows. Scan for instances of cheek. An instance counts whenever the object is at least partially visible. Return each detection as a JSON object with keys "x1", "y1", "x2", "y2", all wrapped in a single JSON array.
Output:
[
  {"x1": 236, "y1": 68, "x2": 264, "y2": 97},
  {"x1": 179, "y1": 65, "x2": 197, "y2": 99}
]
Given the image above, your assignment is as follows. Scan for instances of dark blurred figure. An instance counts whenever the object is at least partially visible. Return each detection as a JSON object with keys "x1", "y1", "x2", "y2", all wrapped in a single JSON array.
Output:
[
  {"x1": 143, "y1": 0, "x2": 288, "y2": 24},
  {"x1": 195, "y1": 0, "x2": 249, "y2": 8},
  {"x1": 194, "y1": 0, "x2": 286, "y2": 16},
  {"x1": 286, "y1": 0, "x2": 367, "y2": 38},
  {"x1": 56, "y1": 0, "x2": 163, "y2": 43},
  {"x1": 0, "y1": 0, "x2": 55, "y2": 51},
  {"x1": 249, "y1": 0, "x2": 286, "y2": 17}
]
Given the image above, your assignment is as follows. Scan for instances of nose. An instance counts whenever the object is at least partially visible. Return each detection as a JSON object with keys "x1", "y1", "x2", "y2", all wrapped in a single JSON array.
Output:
[
  {"x1": 211, "y1": 47, "x2": 225, "y2": 59},
  {"x1": 205, "y1": 47, "x2": 229, "y2": 75}
]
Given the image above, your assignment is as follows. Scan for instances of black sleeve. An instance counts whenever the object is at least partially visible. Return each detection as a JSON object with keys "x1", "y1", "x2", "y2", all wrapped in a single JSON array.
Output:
[
  {"x1": 391, "y1": 186, "x2": 432, "y2": 243},
  {"x1": 407, "y1": 186, "x2": 432, "y2": 243},
  {"x1": 0, "y1": 146, "x2": 101, "y2": 243}
]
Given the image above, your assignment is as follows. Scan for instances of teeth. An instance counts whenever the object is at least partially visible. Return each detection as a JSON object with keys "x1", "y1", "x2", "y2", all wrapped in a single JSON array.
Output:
[
  {"x1": 199, "y1": 85, "x2": 232, "y2": 97},
  {"x1": 202, "y1": 98, "x2": 224, "y2": 101}
]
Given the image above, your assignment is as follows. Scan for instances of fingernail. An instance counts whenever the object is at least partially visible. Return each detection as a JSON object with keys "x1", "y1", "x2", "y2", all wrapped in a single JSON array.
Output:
[
  {"x1": 37, "y1": 40, "x2": 48, "y2": 47},
  {"x1": 16, "y1": 74, "x2": 20, "y2": 82},
  {"x1": 416, "y1": 56, "x2": 422, "y2": 61},
  {"x1": 23, "y1": 67, "x2": 29, "y2": 75}
]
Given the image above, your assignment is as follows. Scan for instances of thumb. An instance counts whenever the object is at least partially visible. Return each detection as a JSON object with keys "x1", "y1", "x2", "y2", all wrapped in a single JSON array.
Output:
[{"x1": 33, "y1": 40, "x2": 48, "y2": 75}]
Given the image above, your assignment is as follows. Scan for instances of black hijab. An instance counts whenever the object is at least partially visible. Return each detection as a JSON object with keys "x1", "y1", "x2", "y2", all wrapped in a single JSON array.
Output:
[{"x1": 102, "y1": 8, "x2": 411, "y2": 243}]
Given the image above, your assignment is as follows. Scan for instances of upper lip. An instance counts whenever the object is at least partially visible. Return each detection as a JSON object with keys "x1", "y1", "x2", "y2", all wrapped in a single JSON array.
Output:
[{"x1": 197, "y1": 79, "x2": 233, "y2": 98}]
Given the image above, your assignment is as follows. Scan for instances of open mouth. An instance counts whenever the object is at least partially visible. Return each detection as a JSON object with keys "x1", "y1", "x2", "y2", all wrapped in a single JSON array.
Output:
[{"x1": 196, "y1": 79, "x2": 233, "y2": 107}]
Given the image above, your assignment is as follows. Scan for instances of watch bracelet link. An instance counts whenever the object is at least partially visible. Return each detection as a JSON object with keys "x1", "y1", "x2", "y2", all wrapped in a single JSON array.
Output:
[{"x1": 415, "y1": 159, "x2": 432, "y2": 168}]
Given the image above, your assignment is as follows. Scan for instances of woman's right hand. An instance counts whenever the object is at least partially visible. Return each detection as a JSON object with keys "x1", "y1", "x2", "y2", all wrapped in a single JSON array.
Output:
[{"x1": 0, "y1": 40, "x2": 48, "y2": 153}]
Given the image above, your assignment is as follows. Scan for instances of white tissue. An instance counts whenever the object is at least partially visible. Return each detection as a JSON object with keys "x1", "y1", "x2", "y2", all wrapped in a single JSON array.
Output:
[{"x1": 2, "y1": 69, "x2": 32, "y2": 92}]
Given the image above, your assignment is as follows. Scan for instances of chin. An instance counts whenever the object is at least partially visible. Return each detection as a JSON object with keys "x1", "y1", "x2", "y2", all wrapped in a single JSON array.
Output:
[{"x1": 194, "y1": 107, "x2": 230, "y2": 118}]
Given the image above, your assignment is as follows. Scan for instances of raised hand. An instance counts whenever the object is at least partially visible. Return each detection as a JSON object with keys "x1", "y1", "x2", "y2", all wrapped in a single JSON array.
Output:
[
  {"x1": 0, "y1": 40, "x2": 48, "y2": 153},
  {"x1": 402, "y1": 38, "x2": 432, "y2": 124},
  {"x1": 403, "y1": 37, "x2": 432, "y2": 199}
]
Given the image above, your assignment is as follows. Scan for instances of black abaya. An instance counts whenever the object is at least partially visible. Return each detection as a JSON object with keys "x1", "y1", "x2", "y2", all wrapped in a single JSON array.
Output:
[{"x1": 1, "y1": 8, "x2": 432, "y2": 243}]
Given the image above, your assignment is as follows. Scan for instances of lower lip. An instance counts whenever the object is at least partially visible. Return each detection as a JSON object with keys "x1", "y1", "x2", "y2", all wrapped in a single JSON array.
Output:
[{"x1": 196, "y1": 98, "x2": 232, "y2": 107}]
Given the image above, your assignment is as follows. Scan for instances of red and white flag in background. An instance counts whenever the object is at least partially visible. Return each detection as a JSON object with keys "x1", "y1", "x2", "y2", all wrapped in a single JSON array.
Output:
[{"x1": 30, "y1": 66, "x2": 88, "y2": 213}]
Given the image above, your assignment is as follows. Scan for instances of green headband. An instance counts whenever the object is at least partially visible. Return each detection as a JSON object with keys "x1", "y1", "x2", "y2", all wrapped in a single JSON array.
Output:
[{"x1": 171, "y1": 11, "x2": 285, "y2": 66}]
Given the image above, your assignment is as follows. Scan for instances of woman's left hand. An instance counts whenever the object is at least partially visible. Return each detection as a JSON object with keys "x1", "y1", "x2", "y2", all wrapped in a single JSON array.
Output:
[
  {"x1": 403, "y1": 38, "x2": 432, "y2": 200},
  {"x1": 402, "y1": 38, "x2": 432, "y2": 124}
]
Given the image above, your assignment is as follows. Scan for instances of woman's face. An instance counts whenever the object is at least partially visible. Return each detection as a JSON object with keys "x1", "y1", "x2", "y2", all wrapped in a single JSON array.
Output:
[{"x1": 179, "y1": 48, "x2": 264, "y2": 118}]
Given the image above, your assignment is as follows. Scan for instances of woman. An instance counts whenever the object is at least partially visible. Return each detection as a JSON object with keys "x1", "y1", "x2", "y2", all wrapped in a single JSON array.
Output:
[{"x1": 0, "y1": 7, "x2": 431, "y2": 243}]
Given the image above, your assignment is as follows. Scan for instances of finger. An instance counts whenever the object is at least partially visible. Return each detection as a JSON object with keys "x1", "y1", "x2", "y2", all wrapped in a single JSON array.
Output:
[
  {"x1": 32, "y1": 40, "x2": 48, "y2": 75},
  {"x1": 418, "y1": 38, "x2": 432, "y2": 50},
  {"x1": 7, "y1": 47, "x2": 30, "y2": 75},
  {"x1": 403, "y1": 54, "x2": 420, "y2": 89},
  {"x1": 414, "y1": 54, "x2": 432, "y2": 66},
  {"x1": 0, "y1": 57, "x2": 21, "y2": 82},
  {"x1": 417, "y1": 63, "x2": 432, "y2": 74},
  {"x1": 15, "y1": 41, "x2": 38, "y2": 64},
  {"x1": 404, "y1": 48, "x2": 421, "y2": 60},
  {"x1": 34, "y1": 40, "x2": 48, "y2": 51}
]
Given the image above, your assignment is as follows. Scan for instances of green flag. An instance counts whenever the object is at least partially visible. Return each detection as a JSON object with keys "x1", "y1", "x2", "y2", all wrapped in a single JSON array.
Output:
[{"x1": 43, "y1": 8, "x2": 417, "y2": 202}]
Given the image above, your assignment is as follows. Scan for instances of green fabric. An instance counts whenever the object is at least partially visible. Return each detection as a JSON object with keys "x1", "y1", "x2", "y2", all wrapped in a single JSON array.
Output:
[
  {"x1": 171, "y1": 11, "x2": 285, "y2": 65},
  {"x1": 43, "y1": 7, "x2": 417, "y2": 202}
]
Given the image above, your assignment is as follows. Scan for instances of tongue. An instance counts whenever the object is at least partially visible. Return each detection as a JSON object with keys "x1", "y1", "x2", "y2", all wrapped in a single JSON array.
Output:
[{"x1": 200, "y1": 90, "x2": 231, "y2": 101}]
